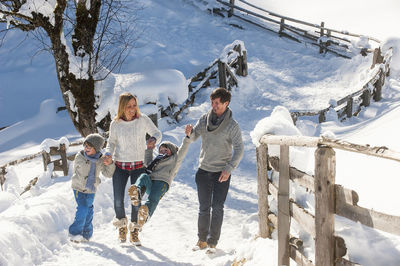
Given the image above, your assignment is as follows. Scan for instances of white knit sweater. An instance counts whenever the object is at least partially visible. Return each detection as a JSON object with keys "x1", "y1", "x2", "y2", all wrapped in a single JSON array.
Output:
[{"x1": 106, "y1": 114, "x2": 162, "y2": 163}]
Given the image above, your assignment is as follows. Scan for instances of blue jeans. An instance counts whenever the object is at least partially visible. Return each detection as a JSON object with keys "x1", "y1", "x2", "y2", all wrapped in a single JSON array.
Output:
[
  {"x1": 69, "y1": 190, "x2": 95, "y2": 240},
  {"x1": 135, "y1": 173, "x2": 169, "y2": 217},
  {"x1": 195, "y1": 168, "x2": 231, "y2": 246},
  {"x1": 112, "y1": 166, "x2": 146, "y2": 222}
]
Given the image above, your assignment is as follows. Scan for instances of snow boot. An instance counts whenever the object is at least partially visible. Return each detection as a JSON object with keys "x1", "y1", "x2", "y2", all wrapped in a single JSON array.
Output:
[
  {"x1": 113, "y1": 217, "x2": 128, "y2": 243},
  {"x1": 69, "y1": 234, "x2": 84, "y2": 243},
  {"x1": 206, "y1": 244, "x2": 217, "y2": 254},
  {"x1": 128, "y1": 185, "x2": 141, "y2": 206},
  {"x1": 137, "y1": 205, "x2": 149, "y2": 228},
  {"x1": 129, "y1": 222, "x2": 141, "y2": 246},
  {"x1": 192, "y1": 240, "x2": 207, "y2": 251}
]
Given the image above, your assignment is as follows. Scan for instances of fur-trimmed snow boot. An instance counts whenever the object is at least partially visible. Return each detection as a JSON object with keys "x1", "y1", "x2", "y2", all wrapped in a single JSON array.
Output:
[
  {"x1": 128, "y1": 185, "x2": 141, "y2": 206},
  {"x1": 113, "y1": 217, "x2": 128, "y2": 243},
  {"x1": 137, "y1": 205, "x2": 149, "y2": 228},
  {"x1": 128, "y1": 222, "x2": 141, "y2": 246}
]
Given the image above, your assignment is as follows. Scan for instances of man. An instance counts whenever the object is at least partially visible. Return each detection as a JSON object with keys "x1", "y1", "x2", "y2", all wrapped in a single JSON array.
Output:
[{"x1": 186, "y1": 87, "x2": 244, "y2": 254}]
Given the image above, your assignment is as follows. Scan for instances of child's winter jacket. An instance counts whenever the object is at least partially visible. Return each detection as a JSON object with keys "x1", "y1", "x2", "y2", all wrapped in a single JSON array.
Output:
[{"x1": 71, "y1": 151, "x2": 115, "y2": 193}]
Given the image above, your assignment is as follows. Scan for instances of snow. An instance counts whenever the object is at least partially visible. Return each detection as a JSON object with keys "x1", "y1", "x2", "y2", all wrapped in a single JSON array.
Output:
[
  {"x1": 95, "y1": 69, "x2": 188, "y2": 123},
  {"x1": 1, "y1": 0, "x2": 400, "y2": 265}
]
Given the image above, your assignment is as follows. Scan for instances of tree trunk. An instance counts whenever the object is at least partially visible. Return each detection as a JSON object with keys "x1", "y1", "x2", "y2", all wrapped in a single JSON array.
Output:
[{"x1": 48, "y1": 28, "x2": 97, "y2": 136}]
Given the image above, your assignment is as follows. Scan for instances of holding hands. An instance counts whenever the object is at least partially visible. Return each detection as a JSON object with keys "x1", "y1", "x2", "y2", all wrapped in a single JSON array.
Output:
[
  {"x1": 147, "y1": 136, "x2": 156, "y2": 149},
  {"x1": 104, "y1": 152, "x2": 113, "y2": 165},
  {"x1": 185, "y1": 124, "x2": 193, "y2": 137}
]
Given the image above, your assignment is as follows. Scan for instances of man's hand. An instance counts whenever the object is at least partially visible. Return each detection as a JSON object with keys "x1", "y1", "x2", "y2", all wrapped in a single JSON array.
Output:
[
  {"x1": 218, "y1": 170, "x2": 230, "y2": 182},
  {"x1": 185, "y1": 124, "x2": 193, "y2": 137}
]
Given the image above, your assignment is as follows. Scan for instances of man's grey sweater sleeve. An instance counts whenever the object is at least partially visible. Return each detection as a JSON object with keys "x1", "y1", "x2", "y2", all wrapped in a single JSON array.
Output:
[{"x1": 224, "y1": 122, "x2": 244, "y2": 174}]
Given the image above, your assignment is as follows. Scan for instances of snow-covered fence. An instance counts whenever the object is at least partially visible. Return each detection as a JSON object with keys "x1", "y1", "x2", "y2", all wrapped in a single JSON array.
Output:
[
  {"x1": 214, "y1": 0, "x2": 380, "y2": 58},
  {"x1": 291, "y1": 47, "x2": 392, "y2": 124},
  {"x1": 0, "y1": 138, "x2": 85, "y2": 191},
  {"x1": 41, "y1": 144, "x2": 69, "y2": 176},
  {"x1": 257, "y1": 134, "x2": 400, "y2": 266},
  {"x1": 168, "y1": 41, "x2": 247, "y2": 121}
]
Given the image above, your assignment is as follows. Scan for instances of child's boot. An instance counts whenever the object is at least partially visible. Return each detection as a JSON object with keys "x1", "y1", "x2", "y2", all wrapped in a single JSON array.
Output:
[
  {"x1": 128, "y1": 185, "x2": 141, "y2": 206},
  {"x1": 129, "y1": 222, "x2": 141, "y2": 246},
  {"x1": 138, "y1": 205, "x2": 149, "y2": 228},
  {"x1": 113, "y1": 217, "x2": 128, "y2": 242}
]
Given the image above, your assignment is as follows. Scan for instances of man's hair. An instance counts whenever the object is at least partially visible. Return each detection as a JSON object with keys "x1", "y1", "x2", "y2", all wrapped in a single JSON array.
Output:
[{"x1": 210, "y1": 87, "x2": 231, "y2": 103}]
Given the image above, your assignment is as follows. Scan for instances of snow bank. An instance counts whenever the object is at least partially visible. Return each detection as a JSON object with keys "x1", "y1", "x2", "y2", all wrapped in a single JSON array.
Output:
[
  {"x1": 95, "y1": 69, "x2": 188, "y2": 122},
  {"x1": 250, "y1": 106, "x2": 301, "y2": 147}
]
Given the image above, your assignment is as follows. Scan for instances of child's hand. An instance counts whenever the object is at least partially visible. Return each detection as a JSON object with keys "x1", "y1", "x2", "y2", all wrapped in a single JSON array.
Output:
[
  {"x1": 147, "y1": 137, "x2": 156, "y2": 149},
  {"x1": 185, "y1": 124, "x2": 193, "y2": 137},
  {"x1": 104, "y1": 153, "x2": 113, "y2": 165}
]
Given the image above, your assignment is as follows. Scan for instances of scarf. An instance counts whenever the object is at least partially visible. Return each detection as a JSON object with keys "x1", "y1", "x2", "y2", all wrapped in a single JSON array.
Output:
[
  {"x1": 84, "y1": 151, "x2": 102, "y2": 192},
  {"x1": 207, "y1": 108, "x2": 231, "y2": 132},
  {"x1": 146, "y1": 153, "x2": 169, "y2": 174}
]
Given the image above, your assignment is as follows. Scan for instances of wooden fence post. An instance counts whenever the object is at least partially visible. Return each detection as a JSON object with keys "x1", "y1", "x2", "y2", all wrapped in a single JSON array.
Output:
[
  {"x1": 0, "y1": 166, "x2": 6, "y2": 191},
  {"x1": 278, "y1": 145, "x2": 290, "y2": 265},
  {"x1": 318, "y1": 110, "x2": 326, "y2": 123},
  {"x1": 346, "y1": 98, "x2": 353, "y2": 118},
  {"x1": 228, "y1": 0, "x2": 235, "y2": 17},
  {"x1": 373, "y1": 70, "x2": 384, "y2": 102},
  {"x1": 314, "y1": 146, "x2": 336, "y2": 266},
  {"x1": 319, "y1": 22, "x2": 325, "y2": 54},
  {"x1": 279, "y1": 18, "x2": 285, "y2": 35},
  {"x1": 218, "y1": 60, "x2": 227, "y2": 89},
  {"x1": 371, "y1": 47, "x2": 384, "y2": 69},
  {"x1": 361, "y1": 89, "x2": 371, "y2": 107},
  {"x1": 257, "y1": 144, "x2": 271, "y2": 238},
  {"x1": 233, "y1": 44, "x2": 248, "y2": 77},
  {"x1": 42, "y1": 143, "x2": 69, "y2": 176}
]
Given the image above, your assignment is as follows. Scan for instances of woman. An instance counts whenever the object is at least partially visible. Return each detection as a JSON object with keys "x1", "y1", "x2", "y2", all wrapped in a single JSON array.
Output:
[{"x1": 106, "y1": 92, "x2": 161, "y2": 246}]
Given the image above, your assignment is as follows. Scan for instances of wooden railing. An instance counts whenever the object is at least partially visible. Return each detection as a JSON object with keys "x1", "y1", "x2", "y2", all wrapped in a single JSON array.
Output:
[
  {"x1": 291, "y1": 47, "x2": 392, "y2": 124},
  {"x1": 0, "y1": 139, "x2": 84, "y2": 191},
  {"x1": 215, "y1": 0, "x2": 380, "y2": 58},
  {"x1": 256, "y1": 134, "x2": 400, "y2": 265},
  {"x1": 163, "y1": 41, "x2": 248, "y2": 121}
]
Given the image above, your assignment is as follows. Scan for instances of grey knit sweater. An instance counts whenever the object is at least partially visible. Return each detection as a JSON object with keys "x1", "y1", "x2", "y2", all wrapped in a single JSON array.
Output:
[
  {"x1": 144, "y1": 137, "x2": 191, "y2": 186},
  {"x1": 188, "y1": 108, "x2": 244, "y2": 174}
]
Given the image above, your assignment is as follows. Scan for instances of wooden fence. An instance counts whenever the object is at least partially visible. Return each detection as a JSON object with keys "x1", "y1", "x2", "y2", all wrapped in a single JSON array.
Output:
[
  {"x1": 291, "y1": 47, "x2": 392, "y2": 124},
  {"x1": 0, "y1": 139, "x2": 84, "y2": 191},
  {"x1": 256, "y1": 134, "x2": 400, "y2": 265},
  {"x1": 164, "y1": 41, "x2": 248, "y2": 121},
  {"x1": 214, "y1": 0, "x2": 380, "y2": 59}
]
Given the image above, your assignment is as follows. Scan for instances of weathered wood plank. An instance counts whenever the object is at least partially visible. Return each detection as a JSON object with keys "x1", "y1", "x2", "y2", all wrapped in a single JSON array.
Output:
[
  {"x1": 260, "y1": 135, "x2": 400, "y2": 163},
  {"x1": 290, "y1": 245, "x2": 314, "y2": 266},
  {"x1": 291, "y1": 200, "x2": 316, "y2": 238},
  {"x1": 336, "y1": 258, "x2": 361, "y2": 266},
  {"x1": 278, "y1": 145, "x2": 290, "y2": 266},
  {"x1": 256, "y1": 144, "x2": 270, "y2": 238},
  {"x1": 269, "y1": 181, "x2": 316, "y2": 238},
  {"x1": 218, "y1": 61, "x2": 227, "y2": 89},
  {"x1": 335, "y1": 185, "x2": 400, "y2": 236},
  {"x1": 314, "y1": 146, "x2": 336, "y2": 266},
  {"x1": 269, "y1": 156, "x2": 314, "y2": 191}
]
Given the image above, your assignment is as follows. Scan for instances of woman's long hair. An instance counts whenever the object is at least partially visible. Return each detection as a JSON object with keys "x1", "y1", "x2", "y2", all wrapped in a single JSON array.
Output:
[{"x1": 114, "y1": 92, "x2": 141, "y2": 121}]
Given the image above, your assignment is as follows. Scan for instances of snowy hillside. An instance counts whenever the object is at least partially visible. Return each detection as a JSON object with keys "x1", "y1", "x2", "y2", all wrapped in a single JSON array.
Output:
[{"x1": 1, "y1": 0, "x2": 400, "y2": 265}]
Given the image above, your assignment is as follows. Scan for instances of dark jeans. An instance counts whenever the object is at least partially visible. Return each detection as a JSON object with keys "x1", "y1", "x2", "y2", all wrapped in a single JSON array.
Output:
[
  {"x1": 112, "y1": 166, "x2": 146, "y2": 222},
  {"x1": 195, "y1": 168, "x2": 231, "y2": 246}
]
